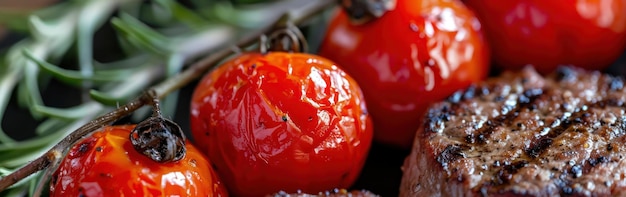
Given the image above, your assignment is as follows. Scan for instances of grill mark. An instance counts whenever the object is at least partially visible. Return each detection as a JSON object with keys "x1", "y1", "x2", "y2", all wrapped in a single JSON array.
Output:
[
  {"x1": 510, "y1": 98, "x2": 626, "y2": 195},
  {"x1": 525, "y1": 98, "x2": 626, "y2": 159},
  {"x1": 436, "y1": 144, "x2": 466, "y2": 167},
  {"x1": 493, "y1": 160, "x2": 529, "y2": 185},
  {"x1": 581, "y1": 113, "x2": 626, "y2": 177},
  {"x1": 492, "y1": 94, "x2": 626, "y2": 191},
  {"x1": 423, "y1": 68, "x2": 626, "y2": 196},
  {"x1": 468, "y1": 88, "x2": 545, "y2": 145},
  {"x1": 460, "y1": 87, "x2": 549, "y2": 193},
  {"x1": 525, "y1": 109, "x2": 586, "y2": 159},
  {"x1": 427, "y1": 84, "x2": 489, "y2": 134},
  {"x1": 478, "y1": 161, "x2": 532, "y2": 194}
]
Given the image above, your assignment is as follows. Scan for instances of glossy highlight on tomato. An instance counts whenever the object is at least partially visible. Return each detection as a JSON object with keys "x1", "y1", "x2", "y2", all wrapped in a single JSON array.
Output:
[
  {"x1": 464, "y1": 0, "x2": 626, "y2": 73},
  {"x1": 190, "y1": 52, "x2": 373, "y2": 196},
  {"x1": 50, "y1": 125, "x2": 227, "y2": 197},
  {"x1": 319, "y1": 0, "x2": 490, "y2": 148}
]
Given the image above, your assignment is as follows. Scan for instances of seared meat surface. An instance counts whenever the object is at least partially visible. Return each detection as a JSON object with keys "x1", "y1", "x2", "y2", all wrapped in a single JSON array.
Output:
[
  {"x1": 268, "y1": 189, "x2": 379, "y2": 197},
  {"x1": 401, "y1": 67, "x2": 626, "y2": 196}
]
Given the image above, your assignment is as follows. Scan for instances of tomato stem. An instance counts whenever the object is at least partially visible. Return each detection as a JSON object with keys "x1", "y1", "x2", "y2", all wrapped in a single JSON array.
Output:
[
  {"x1": 0, "y1": 93, "x2": 151, "y2": 191},
  {"x1": 130, "y1": 116, "x2": 187, "y2": 163},
  {"x1": 340, "y1": 0, "x2": 396, "y2": 24},
  {"x1": 0, "y1": 0, "x2": 337, "y2": 191},
  {"x1": 260, "y1": 23, "x2": 309, "y2": 53},
  {"x1": 130, "y1": 94, "x2": 187, "y2": 163}
]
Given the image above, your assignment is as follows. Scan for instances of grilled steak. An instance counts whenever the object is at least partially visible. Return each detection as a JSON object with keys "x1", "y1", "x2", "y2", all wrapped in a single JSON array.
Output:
[
  {"x1": 268, "y1": 189, "x2": 379, "y2": 197},
  {"x1": 400, "y1": 66, "x2": 626, "y2": 196}
]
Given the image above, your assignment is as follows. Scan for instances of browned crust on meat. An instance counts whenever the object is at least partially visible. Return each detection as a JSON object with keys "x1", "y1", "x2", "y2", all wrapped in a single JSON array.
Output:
[
  {"x1": 268, "y1": 189, "x2": 380, "y2": 197},
  {"x1": 401, "y1": 66, "x2": 626, "y2": 197}
]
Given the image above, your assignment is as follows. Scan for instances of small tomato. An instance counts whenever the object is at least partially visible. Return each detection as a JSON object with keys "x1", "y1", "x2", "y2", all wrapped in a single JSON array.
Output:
[
  {"x1": 319, "y1": 0, "x2": 490, "y2": 148},
  {"x1": 464, "y1": 0, "x2": 626, "y2": 73},
  {"x1": 190, "y1": 52, "x2": 373, "y2": 196},
  {"x1": 50, "y1": 125, "x2": 227, "y2": 197}
]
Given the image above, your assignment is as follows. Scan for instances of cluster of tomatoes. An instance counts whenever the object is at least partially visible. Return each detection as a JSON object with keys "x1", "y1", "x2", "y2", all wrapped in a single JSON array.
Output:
[{"x1": 50, "y1": 0, "x2": 626, "y2": 196}]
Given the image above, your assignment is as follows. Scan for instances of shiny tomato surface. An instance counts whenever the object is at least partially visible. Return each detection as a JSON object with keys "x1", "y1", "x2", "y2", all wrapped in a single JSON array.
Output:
[
  {"x1": 50, "y1": 125, "x2": 227, "y2": 197},
  {"x1": 318, "y1": 0, "x2": 490, "y2": 148},
  {"x1": 464, "y1": 0, "x2": 626, "y2": 73},
  {"x1": 190, "y1": 52, "x2": 373, "y2": 197}
]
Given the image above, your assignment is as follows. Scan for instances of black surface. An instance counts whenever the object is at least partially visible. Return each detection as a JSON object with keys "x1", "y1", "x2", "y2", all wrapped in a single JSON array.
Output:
[{"x1": 351, "y1": 143, "x2": 409, "y2": 196}]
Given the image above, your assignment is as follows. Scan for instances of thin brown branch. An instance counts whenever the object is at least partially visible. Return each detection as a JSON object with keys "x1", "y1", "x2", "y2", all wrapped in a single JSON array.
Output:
[
  {"x1": 0, "y1": 0, "x2": 335, "y2": 192},
  {"x1": 0, "y1": 94, "x2": 150, "y2": 191}
]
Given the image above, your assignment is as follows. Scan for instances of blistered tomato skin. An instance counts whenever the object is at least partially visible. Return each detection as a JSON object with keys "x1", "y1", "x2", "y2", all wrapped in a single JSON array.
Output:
[
  {"x1": 190, "y1": 52, "x2": 373, "y2": 197},
  {"x1": 50, "y1": 125, "x2": 227, "y2": 197},
  {"x1": 318, "y1": 0, "x2": 490, "y2": 148},
  {"x1": 464, "y1": 0, "x2": 626, "y2": 73}
]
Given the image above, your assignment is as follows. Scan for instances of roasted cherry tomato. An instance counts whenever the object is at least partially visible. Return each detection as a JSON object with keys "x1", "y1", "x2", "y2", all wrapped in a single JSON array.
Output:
[
  {"x1": 190, "y1": 52, "x2": 373, "y2": 197},
  {"x1": 318, "y1": 0, "x2": 490, "y2": 148},
  {"x1": 50, "y1": 125, "x2": 227, "y2": 197},
  {"x1": 464, "y1": 0, "x2": 626, "y2": 73}
]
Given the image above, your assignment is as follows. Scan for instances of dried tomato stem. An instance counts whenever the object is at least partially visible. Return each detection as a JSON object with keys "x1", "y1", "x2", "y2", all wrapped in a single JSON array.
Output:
[
  {"x1": 149, "y1": 92, "x2": 163, "y2": 118},
  {"x1": 130, "y1": 95, "x2": 187, "y2": 163},
  {"x1": 340, "y1": 0, "x2": 396, "y2": 24},
  {"x1": 0, "y1": 0, "x2": 336, "y2": 192},
  {"x1": 260, "y1": 23, "x2": 309, "y2": 53},
  {"x1": 0, "y1": 93, "x2": 150, "y2": 191}
]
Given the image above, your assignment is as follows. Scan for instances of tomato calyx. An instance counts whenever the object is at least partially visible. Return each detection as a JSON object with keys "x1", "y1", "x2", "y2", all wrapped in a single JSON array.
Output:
[
  {"x1": 260, "y1": 23, "x2": 308, "y2": 53},
  {"x1": 129, "y1": 96, "x2": 186, "y2": 163},
  {"x1": 340, "y1": 0, "x2": 396, "y2": 24}
]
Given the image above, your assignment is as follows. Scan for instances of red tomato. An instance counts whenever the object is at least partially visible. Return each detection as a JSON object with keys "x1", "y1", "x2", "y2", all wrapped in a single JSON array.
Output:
[
  {"x1": 190, "y1": 52, "x2": 373, "y2": 196},
  {"x1": 318, "y1": 0, "x2": 490, "y2": 148},
  {"x1": 464, "y1": 0, "x2": 626, "y2": 73},
  {"x1": 50, "y1": 125, "x2": 227, "y2": 197}
]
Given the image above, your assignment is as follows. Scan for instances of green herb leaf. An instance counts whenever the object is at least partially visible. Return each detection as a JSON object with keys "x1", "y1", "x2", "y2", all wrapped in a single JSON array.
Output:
[
  {"x1": 89, "y1": 89, "x2": 129, "y2": 106},
  {"x1": 154, "y1": 0, "x2": 208, "y2": 30},
  {"x1": 36, "y1": 118, "x2": 70, "y2": 136},
  {"x1": 93, "y1": 54, "x2": 150, "y2": 70},
  {"x1": 17, "y1": 61, "x2": 44, "y2": 119},
  {"x1": 23, "y1": 50, "x2": 137, "y2": 86},
  {"x1": 111, "y1": 13, "x2": 173, "y2": 55},
  {"x1": 32, "y1": 102, "x2": 101, "y2": 120}
]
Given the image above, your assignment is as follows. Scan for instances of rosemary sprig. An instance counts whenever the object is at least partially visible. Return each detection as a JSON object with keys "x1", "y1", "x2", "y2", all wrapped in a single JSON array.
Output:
[
  {"x1": 0, "y1": 0, "x2": 126, "y2": 144},
  {"x1": 0, "y1": 0, "x2": 336, "y2": 196}
]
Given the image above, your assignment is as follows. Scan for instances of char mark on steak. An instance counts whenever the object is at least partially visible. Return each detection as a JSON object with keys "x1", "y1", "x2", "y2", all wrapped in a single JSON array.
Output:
[
  {"x1": 401, "y1": 66, "x2": 626, "y2": 197},
  {"x1": 268, "y1": 189, "x2": 379, "y2": 197}
]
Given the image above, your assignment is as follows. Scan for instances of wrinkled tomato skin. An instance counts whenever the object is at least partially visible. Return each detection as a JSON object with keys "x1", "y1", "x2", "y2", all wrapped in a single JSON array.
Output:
[
  {"x1": 50, "y1": 125, "x2": 227, "y2": 197},
  {"x1": 464, "y1": 0, "x2": 626, "y2": 73},
  {"x1": 190, "y1": 52, "x2": 373, "y2": 197},
  {"x1": 318, "y1": 0, "x2": 490, "y2": 148}
]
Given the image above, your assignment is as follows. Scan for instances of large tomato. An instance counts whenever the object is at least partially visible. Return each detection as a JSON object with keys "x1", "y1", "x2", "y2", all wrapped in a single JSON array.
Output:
[
  {"x1": 318, "y1": 0, "x2": 490, "y2": 148},
  {"x1": 464, "y1": 0, "x2": 626, "y2": 73},
  {"x1": 50, "y1": 125, "x2": 227, "y2": 197},
  {"x1": 190, "y1": 52, "x2": 373, "y2": 196}
]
